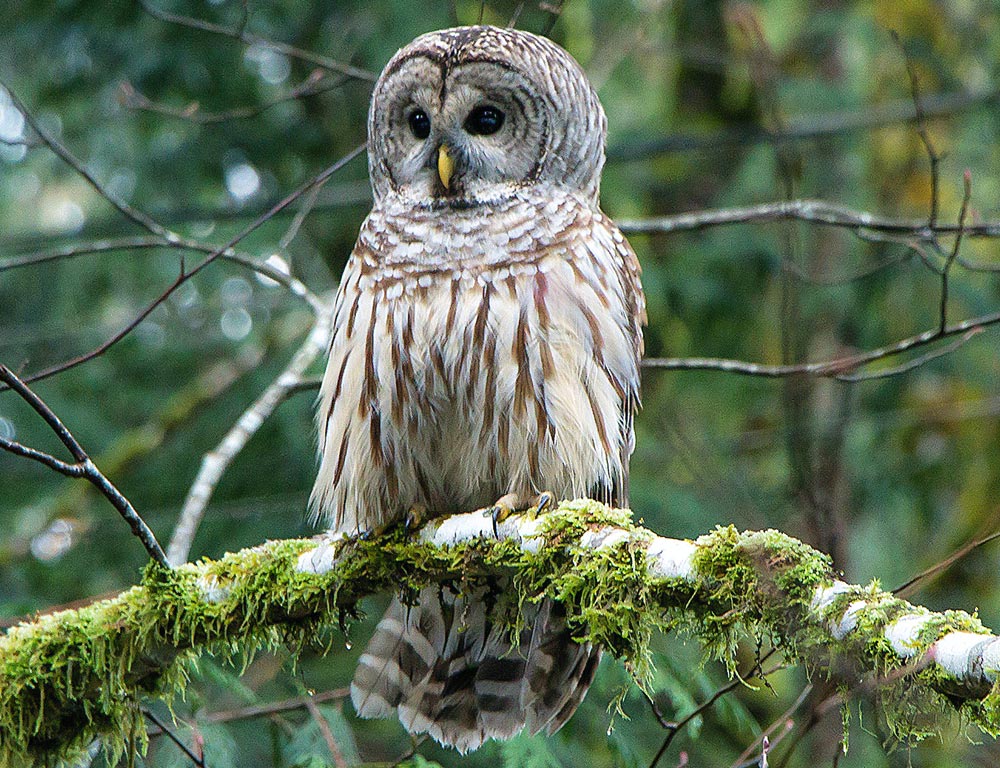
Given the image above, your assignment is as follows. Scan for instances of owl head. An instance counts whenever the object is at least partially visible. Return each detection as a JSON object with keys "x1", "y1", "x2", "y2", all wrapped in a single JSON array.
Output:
[{"x1": 366, "y1": 26, "x2": 607, "y2": 207}]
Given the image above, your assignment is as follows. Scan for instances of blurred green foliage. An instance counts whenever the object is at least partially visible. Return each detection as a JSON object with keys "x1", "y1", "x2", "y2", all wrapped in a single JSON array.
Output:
[{"x1": 2, "y1": 0, "x2": 1000, "y2": 765}]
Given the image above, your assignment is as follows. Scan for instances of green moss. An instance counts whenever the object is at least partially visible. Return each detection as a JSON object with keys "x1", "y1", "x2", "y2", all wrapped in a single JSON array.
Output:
[{"x1": 2, "y1": 502, "x2": 999, "y2": 765}]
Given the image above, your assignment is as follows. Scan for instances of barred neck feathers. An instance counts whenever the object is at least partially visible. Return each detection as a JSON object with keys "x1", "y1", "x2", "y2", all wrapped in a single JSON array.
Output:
[{"x1": 357, "y1": 187, "x2": 595, "y2": 281}]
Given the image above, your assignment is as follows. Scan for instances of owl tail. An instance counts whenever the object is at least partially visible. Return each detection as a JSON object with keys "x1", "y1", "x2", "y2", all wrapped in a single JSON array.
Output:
[{"x1": 350, "y1": 586, "x2": 600, "y2": 753}]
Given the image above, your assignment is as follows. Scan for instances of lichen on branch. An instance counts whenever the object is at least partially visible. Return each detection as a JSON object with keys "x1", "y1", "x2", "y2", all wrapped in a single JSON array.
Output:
[{"x1": 2, "y1": 499, "x2": 999, "y2": 766}]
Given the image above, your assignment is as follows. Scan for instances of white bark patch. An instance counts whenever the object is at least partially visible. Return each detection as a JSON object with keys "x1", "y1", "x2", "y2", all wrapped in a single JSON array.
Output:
[
  {"x1": 512, "y1": 514, "x2": 546, "y2": 553},
  {"x1": 645, "y1": 537, "x2": 696, "y2": 580},
  {"x1": 579, "y1": 527, "x2": 632, "y2": 550},
  {"x1": 981, "y1": 639, "x2": 1000, "y2": 680},
  {"x1": 885, "y1": 613, "x2": 933, "y2": 657},
  {"x1": 832, "y1": 600, "x2": 867, "y2": 640},
  {"x1": 932, "y1": 632, "x2": 994, "y2": 679},
  {"x1": 296, "y1": 531, "x2": 346, "y2": 575},
  {"x1": 810, "y1": 580, "x2": 852, "y2": 614},
  {"x1": 420, "y1": 511, "x2": 496, "y2": 545}
]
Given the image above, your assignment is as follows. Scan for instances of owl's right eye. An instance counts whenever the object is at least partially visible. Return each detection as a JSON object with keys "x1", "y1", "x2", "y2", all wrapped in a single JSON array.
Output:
[{"x1": 407, "y1": 109, "x2": 431, "y2": 140}]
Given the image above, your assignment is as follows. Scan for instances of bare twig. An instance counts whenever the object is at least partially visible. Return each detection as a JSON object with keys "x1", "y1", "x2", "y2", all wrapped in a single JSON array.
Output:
[
  {"x1": 643, "y1": 307, "x2": 1000, "y2": 379},
  {"x1": 607, "y1": 86, "x2": 1000, "y2": 162},
  {"x1": 834, "y1": 328, "x2": 981, "y2": 382},
  {"x1": 167, "y1": 299, "x2": 333, "y2": 564},
  {"x1": 118, "y1": 69, "x2": 345, "y2": 125},
  {"x1": 541, "y1": 0, "x2": 566, "y2": 36},
  {"x1": 138, "y1": 1, "x2": 376, "y2": 82},
  {"x1": 616, "y1": 198, "x2": 1000, "y2": 238},
  {"x1": 507, "y1": 1, "x2": 526, "y2": 28},
  {"x1": 0, "y1": 237, "x2": 322, "y2": 306},
  {"x1": 730, "y1": 685, "x2": 812, "y2": 768},
  {"x1": 648, "y1": 652, "x2": 782, "y2": 768},
  {"x1": 201, "y1": 689, "x2": 348, "y2": 726},
  {"x1": 277, "y1": 182, "x2": 325, "y2": 255},
  {"x1": 2, "y1": 82, "x2": 181, "y2": 243},
  {"x1": 894, "y1": 526, "x2": 1000, "y2": 598},
  {"x1": 0, "y1": 364, "x2": 169, "y2": 567},
  {"x1": 893, "y1": 31, "x2": 942, "y2": 228},
  {"x1": 9, "y1": 143, "x2": 364, "y2": 388},
  {"x1": 303, "y1": 697, "x2": 349, "y2": 768},
  {"x1": 143, "y1": 710, "x2": 205, "y2": 767},
  {"x1": 939, "y1": 170, "x2": 972, "y2": 333}
]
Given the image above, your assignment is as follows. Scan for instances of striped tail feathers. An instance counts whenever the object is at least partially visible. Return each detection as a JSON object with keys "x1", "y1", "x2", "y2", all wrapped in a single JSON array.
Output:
[
  {"x1": 351, "y1": 592, "x2": 448, "y2": 721},
  {"x1": 521, "y1": 597, "x2": 602, "y2": 735},
  {"x1": 350, "y1": 586, "x2": 599, "y2": 752}
]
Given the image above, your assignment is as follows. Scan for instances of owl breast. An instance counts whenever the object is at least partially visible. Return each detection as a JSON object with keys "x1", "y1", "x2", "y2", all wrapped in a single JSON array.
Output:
[{"x1": 312, "y1": 189, "x2": 643, "y2": 535}]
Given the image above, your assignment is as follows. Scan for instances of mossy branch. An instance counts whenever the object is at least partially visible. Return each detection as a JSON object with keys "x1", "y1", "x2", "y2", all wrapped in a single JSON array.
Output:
[{"x1": 3, "y1": 499, "x2": 1000, "y2": 766}]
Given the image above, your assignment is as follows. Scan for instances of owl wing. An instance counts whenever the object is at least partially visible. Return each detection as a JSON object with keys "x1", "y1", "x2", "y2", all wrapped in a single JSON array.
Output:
[
  {"x1": 558, "y1": 211, "x2": 645, "y2": 508},
  {"x1": 608, "y1": 220, "x2": 646, "y2": 509},
  {"x1": 310, "y1": 228, "x2": 387, "y2": 534}
]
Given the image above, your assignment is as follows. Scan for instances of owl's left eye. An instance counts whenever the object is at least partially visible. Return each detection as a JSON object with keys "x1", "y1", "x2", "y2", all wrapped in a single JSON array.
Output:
[
  {"x1": 464, "y1": 105, "x2": 505, "y2": 136},
  {"x1": 408, "y1": 109, "x2": 431, "y2": 140}
]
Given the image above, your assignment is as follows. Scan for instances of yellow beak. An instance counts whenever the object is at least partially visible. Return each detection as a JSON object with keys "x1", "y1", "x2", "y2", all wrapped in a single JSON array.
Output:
[{"x1": 437, "y1": 144, "x2": 454, "y2": 190}]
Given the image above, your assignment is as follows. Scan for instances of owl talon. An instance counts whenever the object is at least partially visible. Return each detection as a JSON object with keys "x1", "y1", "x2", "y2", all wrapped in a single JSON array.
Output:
[
  {"x1": 404, "y1": 504, "x2": 429, "y2": 533},
  {"x1": 532, "y1": 491, "x2": 554, "y2": 517},
  {"x1": 490, "y1": 504, "x2": 515, "y2": 538}
]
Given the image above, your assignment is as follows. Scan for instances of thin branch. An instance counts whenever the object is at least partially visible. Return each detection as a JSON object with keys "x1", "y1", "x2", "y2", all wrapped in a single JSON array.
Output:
[
  {"x1": 642, "y1": 308, "x2": 1000, "y2": 379},
  {"x1": 0, "y1": 237, "x2": 322, "y2": 307},
  {"x1": 893, "y1": 30, "x2": 942, "y2": 228},
  {"x1": 606, "y1": 86, "x2": 1000, "y2": 162},
  {"x1": 303, "y1": 697, "x2": 349, "y2": 768},
  {"x1": 151, "y1": 689, "x2": 350, "y2": 729},
  {"x1": 894, "y1": 527, "x2": 1000, "y2": 598},
  {"x1": 138, "y1": 1, "x2": 376, "y2": 82},
  {"x1": 143, "y1": 710, "x2": 205, "y2": 768},
  {"x1": 167, "y1": 300, "x2": 333, "y2": 564},
  {"x1": 2, "y1": 82, "x2": 181, "y2": 243},
  {"x1": 939, "y1": 170, "x2": 972, "y2": 333},
  {"x1": 540, "y1": 0, "x2": 566, "y2": 36},
  {"x1": 0, "y1": 364, "x2": 169, "y2": 567},
  {"x1": 834, "y1": 328, "x2": 981, "y2": 382},
  {"x1": 507, "y1": 1, "x2": 526, "y2": 28},
  {"x1": 648, "y1": 651, "x2": 781, "y2": 768},
  {"x1": 277, "y1": 179, "x2": 325, "y2": 254},
  {"x1": 730, "y1": 685, "x2": 811, "y2": 768},
  {"x1": 118, "y1": 69, "x2": 345, "y2": 125},
  {"x1": 616, "y1": 198, "x2": 1000, "y2": 238},
  {"x1": 10, "y1": 143, "x2": 364, "y2": 388}
]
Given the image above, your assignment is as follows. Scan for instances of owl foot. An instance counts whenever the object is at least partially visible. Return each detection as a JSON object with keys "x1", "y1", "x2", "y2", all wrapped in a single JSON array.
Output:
[
  {"x1": 531, "y1": 491, "x2": 555, "y2": 516},
  {"x1": 403, "y1": 504, "x2": 429, "y2": 533},
  {"x1": 484, "y1": 491, "x2": 556, "y2": 537}
]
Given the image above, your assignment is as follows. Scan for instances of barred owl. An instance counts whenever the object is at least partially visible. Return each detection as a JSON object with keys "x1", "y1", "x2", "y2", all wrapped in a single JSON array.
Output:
[{"x1": 312, "y1": 25, "x2": 645, "y2": 752}]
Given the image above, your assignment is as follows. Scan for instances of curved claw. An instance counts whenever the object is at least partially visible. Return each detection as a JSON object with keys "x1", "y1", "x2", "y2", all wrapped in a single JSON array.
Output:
[
  {"x1": 404, "y1": 504, "x2": 429, "y2": 534},
  {"x1": 481, "y1": 491, "x2": 556, "y2": 538},
  {"x1": 533, "y1": 491, "x2": 554, "y2": 515},
  {"x1": 490, "y1": 503, "x2": 514, "y2": 538}
]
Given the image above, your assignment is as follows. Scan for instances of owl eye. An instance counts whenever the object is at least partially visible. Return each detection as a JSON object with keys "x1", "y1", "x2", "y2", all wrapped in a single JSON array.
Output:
[
  {"x1": 464, "y1": 105, "x2": 505, "y2": 136},
  {"x1": 407, "y1": 109, "x2": 431, "y2": 140}
]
